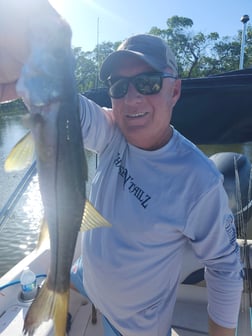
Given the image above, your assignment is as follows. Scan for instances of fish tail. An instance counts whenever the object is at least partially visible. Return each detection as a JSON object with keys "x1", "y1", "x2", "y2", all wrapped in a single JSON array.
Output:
[{"x1": 23, "y1": 279, "x2": 69, "y2": 336}]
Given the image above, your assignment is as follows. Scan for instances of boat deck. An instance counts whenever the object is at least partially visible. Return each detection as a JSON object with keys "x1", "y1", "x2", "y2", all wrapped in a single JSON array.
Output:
[
  {"x1": 1, "y1": 284, "x2": 251, "y2": 335},
  {"x1": 0, "y1": 242, "x2": 251, "y2": 335},
  {"x1": 0, "y1": 288, "x2": 208, "y2": 336}
]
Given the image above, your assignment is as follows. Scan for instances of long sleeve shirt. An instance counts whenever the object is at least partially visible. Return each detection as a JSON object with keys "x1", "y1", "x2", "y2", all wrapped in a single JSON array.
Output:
[{"x1": 79, "y1": 95, "x2": 243, "y2": 336}]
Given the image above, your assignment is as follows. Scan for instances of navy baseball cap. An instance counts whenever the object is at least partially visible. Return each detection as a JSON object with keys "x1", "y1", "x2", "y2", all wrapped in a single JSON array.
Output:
[{"x1": 100, "y1": 34, "x2": 178, "y2": 81}]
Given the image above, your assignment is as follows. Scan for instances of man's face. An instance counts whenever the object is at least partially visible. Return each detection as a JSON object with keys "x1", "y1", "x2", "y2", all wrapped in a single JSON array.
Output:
[{"x1": 111, "y1": 56, "x2": 181, "y2": 150}]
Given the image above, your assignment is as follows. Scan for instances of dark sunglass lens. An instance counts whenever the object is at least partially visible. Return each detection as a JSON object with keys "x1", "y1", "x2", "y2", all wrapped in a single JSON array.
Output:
[
  {"x1": 109, "y1": 78, "x2": 129, "y2": 98},
  {"x1": 134, "y1": 74, "x2": 162, "y2": 95}
]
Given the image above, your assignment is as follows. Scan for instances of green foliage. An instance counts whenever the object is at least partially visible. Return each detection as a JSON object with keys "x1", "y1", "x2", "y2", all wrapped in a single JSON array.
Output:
[
  {"x1": 244, "y1": 25, "x2": 252, "y2": 67},
  {"x1": 72, "y1": 17, "x2": 252, "y2": 86},
  {"x1": 149, "y1": 17, "x2": 251, "y2": 77},
  {"x1": 73, "y1": 41, "x2": 118, "y2": 93},
  {"x1": 73, "y1": 47, "x2": 97, "y2": 93},
  {"x1": 2, "y1": 18, "x2": 251, "y2": 116},
  {"x1": 8, "y1": 16, "x2": 252, "y2": 102}
]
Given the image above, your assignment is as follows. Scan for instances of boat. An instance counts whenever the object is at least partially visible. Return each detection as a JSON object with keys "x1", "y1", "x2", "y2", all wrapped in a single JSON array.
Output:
[
  {"x1": 84, "y1": 68, "x2": 252, "y2": 145},
  {"x1": 0, "y1": 151, "x2": 251, "y2": 335},
  {"x1": 0, "y1": 237, "x2": 251, "y2": 336}
]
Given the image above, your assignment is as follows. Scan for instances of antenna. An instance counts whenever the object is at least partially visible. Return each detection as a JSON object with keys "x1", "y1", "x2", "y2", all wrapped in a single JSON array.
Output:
[
  {"x1": 239, "y1": 14, "x2": 250, "y2": 70},
  {"x1": 95, "y1": 17, "x2": 100, "y2": 89}
]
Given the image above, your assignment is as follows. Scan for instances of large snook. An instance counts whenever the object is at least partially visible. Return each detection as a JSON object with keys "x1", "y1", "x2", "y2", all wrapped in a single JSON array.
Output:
[{"x1": 5, "y1": 10, "x2": 110, "y2": 336}]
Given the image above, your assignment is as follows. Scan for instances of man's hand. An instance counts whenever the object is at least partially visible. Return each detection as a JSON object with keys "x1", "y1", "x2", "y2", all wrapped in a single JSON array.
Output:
[{"x1": 0, "y1": 0, "x2": 59, "y2": 102}]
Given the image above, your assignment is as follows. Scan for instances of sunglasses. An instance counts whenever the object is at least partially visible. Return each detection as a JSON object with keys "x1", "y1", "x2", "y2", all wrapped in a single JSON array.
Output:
[{"x1": 107, "y1": 72, "x2": 177, "y2": 99}]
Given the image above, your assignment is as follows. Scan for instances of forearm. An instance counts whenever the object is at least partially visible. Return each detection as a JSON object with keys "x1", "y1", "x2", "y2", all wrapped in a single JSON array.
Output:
[
  {"x1": 205, "y1": 267, "x2": 242, "y2": 333},
  {"x1": 209, "y1": 318, "x2": 236, "y2": 336}
]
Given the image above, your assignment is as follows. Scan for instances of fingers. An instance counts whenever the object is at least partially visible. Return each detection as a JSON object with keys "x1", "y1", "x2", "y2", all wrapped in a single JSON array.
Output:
[
  {"x1": 0, "y1": 83, "x2": 19, "y2": 103},
  {"x1": 0, "y1": 0, "x2": 62, "y2": 85},
  {"x1": 0, "y1": 0, "x2": 66, "y2": 102}
]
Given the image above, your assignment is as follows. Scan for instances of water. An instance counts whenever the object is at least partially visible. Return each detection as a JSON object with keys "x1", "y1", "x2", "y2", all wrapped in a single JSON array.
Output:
[{"x1": 0, "y1": 113, "x2": 252, "y2": 277}]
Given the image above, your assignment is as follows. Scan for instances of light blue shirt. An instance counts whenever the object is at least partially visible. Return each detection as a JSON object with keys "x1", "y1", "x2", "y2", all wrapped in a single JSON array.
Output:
[{"x1": 79, "y1": 95, "x2": 243, "y2": 336}]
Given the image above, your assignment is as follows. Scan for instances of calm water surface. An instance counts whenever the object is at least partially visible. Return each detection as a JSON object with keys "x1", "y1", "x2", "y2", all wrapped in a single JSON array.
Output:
[{"x1": 0, "y1": 113, "x2": 251, "y2": 277}]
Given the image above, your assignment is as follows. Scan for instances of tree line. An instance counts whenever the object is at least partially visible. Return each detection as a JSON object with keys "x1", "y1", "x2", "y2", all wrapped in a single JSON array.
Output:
[
  {"x1": 74, "y1": 15, "x2": 252, "y2": 93},
  {"x1": 1, "y1": 15, "x2": 251, "y2": 115}
]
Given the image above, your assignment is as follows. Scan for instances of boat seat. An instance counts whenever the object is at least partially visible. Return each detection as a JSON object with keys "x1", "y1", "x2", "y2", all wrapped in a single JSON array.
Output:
[
  {"x1": 180, "y1": 152, "x2": 252, "y2": 285},
  {"x1": 209, "y1": 152, "x2": 252, "y2": 238},
  {"x1": 179, "y1": 241, "x2": 205, "y2": 285},
  {"x1": 181, "y1": 268, "x2": 205, "y2": 285}
]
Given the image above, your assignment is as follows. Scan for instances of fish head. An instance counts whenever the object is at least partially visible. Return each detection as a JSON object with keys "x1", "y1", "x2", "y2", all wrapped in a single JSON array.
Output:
[{"x1": 16, "y1": 13, "x2": 74, "y2": 108}]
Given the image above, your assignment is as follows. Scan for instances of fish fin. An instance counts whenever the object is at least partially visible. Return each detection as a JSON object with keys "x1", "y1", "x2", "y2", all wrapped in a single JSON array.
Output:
[
  {"x1": 4, "y1": 131, "x2": 35, "y2": 172},
  {"x1": 80, "y1": 200, "x2": 112, "y2": 231},
  {"x1": 23, "y1": 279, "x2": 69, "y2": 336},
  {"x1": 36, "y1": 217, "x2": 50, "y2": 250}
]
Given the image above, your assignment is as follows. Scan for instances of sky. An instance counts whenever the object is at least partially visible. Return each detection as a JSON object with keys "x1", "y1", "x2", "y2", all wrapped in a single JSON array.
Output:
[{"x1": 49, "y1": 0, "x2": 252, "y2": 51}]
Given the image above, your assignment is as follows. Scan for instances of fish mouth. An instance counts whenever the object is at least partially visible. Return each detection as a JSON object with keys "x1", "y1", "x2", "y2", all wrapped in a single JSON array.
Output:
[
  {"x1": 126, "y1": 112, "x2": 148, "y2": 119},
  {"x1": 25, "y1": 100, "x2": 61, "y2": 120}
]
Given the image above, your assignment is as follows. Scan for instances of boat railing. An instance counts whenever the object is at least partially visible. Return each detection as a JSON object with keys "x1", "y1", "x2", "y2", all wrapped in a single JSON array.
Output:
[{"x1": 0, "y1": 161, "x2": 37, "y2": 230}]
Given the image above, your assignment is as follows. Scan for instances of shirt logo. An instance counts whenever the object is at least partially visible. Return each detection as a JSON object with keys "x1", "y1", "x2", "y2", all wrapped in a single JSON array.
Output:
[
  {"x1": 224, "y1": 214, "x2": 239, "y2": 254},
  {"x1": 113, "y1": 153, "x2": 151, "y2": 208}
]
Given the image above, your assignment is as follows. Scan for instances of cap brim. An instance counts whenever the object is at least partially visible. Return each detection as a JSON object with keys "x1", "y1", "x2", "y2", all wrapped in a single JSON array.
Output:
[{"x1": 99, "y1": 50, "x2": 164, "y2": 82}]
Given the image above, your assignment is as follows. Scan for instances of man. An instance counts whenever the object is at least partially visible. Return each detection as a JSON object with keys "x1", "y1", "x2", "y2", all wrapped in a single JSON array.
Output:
[
  {"x1": 71, "y1": 34, "x2": 243, "y2": 336},
  {"x1": 0, "y1": 3, "x2": 243, "y2": 336}
]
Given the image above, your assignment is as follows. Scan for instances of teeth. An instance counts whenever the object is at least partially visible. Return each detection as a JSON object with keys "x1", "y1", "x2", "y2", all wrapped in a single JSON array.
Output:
[{"x1": 127, "y1": 112, "x2": 147, "y2": 118}]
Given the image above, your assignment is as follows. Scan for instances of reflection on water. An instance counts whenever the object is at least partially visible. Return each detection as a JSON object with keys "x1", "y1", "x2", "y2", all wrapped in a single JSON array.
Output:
[
  {"x1": 0, "y1": 174, "x2": 42, "y2": 275},
  {"x1": 0, "y1": 113, "x2": 252, "y2": 277},
  {"x1": 0, "y1": 114, "x2": 41, "y2": 276}
]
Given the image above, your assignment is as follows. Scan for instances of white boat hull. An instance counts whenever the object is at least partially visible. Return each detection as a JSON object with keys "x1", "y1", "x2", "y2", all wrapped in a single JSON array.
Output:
[{"x1": 0, "y1": 235, "x2": 251, "y2": 335}]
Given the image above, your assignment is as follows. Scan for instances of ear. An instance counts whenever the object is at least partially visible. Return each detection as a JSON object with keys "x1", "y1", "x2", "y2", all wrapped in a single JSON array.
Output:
[{"x1": 171, "y1": 79, "x2": 181, "y2": 106}]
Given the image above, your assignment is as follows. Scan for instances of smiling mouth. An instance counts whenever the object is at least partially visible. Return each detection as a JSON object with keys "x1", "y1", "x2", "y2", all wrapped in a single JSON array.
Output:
[{"x1": 126, "y1": 112, "x2": 148, "y2": 118}]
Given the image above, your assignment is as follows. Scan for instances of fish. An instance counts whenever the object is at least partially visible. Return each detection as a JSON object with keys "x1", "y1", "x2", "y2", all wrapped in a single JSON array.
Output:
[{"x1": 4, "y1": 10, "x2": 111, "y2": 336}]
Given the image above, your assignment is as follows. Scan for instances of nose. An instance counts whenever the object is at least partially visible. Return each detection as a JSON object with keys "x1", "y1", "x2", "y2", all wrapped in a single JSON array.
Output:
[{"x1": 124, "y1": 83, "x2": 143, "y2": 104}]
